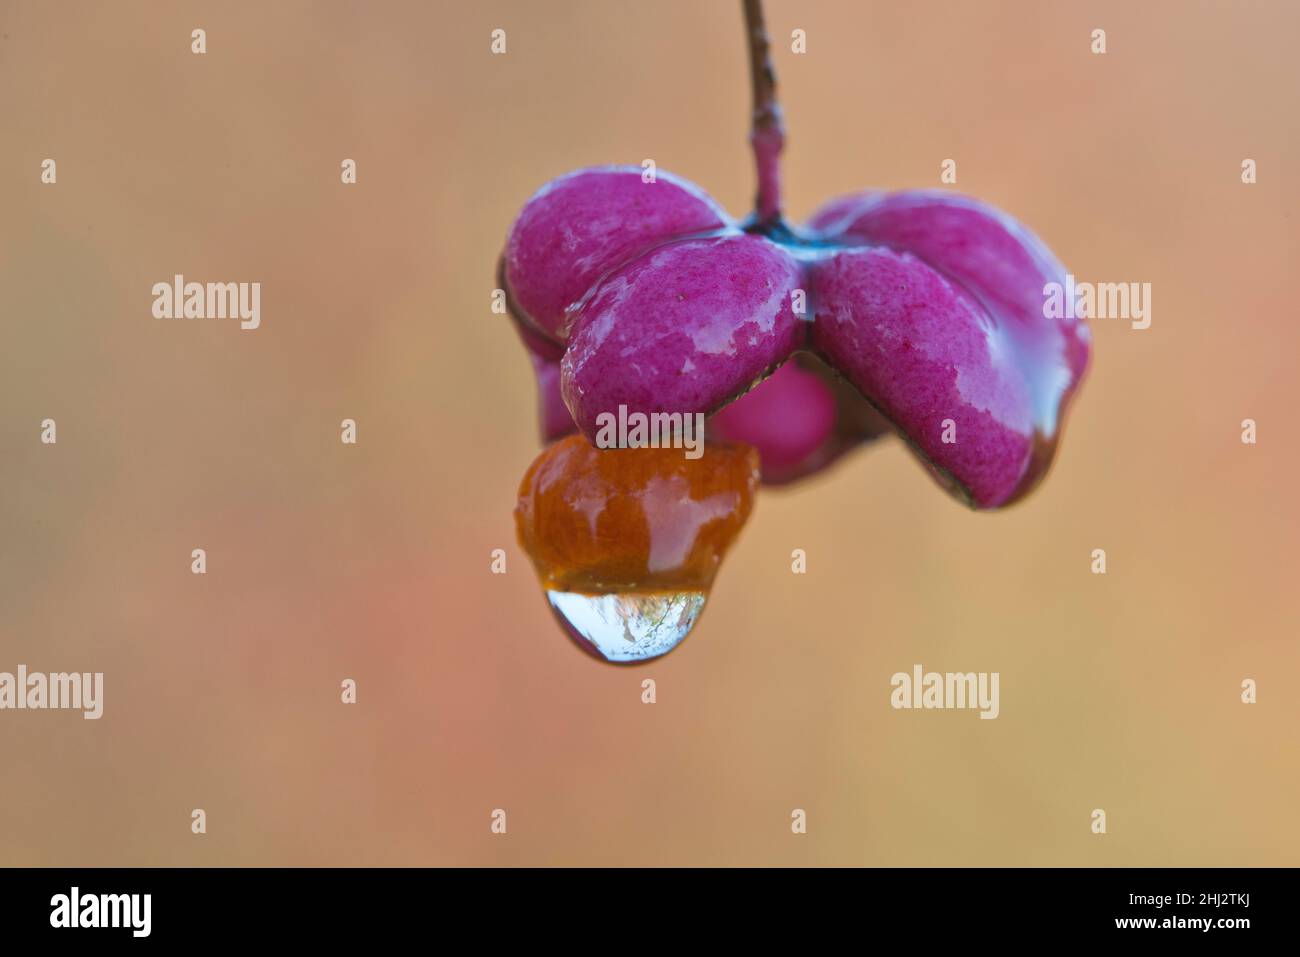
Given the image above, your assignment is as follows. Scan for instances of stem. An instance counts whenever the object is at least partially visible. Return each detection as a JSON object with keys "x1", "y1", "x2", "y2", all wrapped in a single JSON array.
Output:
[{"x1": 743, "y1": 0, "x2": 784, "y2": 224}]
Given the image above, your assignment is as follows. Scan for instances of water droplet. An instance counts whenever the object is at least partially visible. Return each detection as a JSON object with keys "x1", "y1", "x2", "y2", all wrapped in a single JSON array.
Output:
[
  {"x1": 546, "y1": 590, "x2": 706, "y2": 663},
  {"x1": 515, "y1": 437, "x2": 757, "y2": 663}
]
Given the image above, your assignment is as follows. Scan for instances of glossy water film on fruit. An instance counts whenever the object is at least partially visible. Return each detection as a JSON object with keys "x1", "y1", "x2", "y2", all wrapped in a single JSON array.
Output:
[{"x1": 515, "y1": 436, "x2": 759, "y2": 663}]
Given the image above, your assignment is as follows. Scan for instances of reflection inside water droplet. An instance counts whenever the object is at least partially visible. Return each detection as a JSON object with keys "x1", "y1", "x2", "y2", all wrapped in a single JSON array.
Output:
[{"x1": 546, "y1": 590, "x2": 707, "y2": 663}]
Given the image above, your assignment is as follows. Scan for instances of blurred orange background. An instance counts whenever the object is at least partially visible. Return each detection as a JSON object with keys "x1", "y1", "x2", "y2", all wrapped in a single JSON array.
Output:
[{"x1": 1, "y1": 0, "x2": 1297, "y2": 865}]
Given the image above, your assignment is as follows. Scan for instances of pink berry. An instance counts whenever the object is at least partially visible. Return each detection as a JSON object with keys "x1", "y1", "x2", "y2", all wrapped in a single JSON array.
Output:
[{"x1": 499, "y1": 2, "x2": 1090, "y2": 509}]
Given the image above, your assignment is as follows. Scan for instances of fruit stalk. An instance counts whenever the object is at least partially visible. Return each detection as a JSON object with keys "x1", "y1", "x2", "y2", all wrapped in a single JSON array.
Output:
[{"x1": 743, "y1": 0, "x2": 784, "y2": 225}]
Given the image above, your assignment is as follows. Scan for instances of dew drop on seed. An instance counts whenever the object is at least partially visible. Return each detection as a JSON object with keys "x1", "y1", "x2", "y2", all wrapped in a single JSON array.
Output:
[{"x1": 545, "y1": 590, "x2": 707, "y2": 663}]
